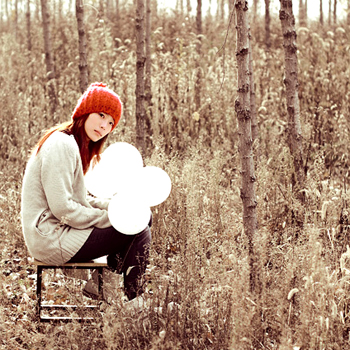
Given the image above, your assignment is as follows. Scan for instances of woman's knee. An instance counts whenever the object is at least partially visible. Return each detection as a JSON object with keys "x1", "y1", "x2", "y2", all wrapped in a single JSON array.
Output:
[{"x1": 137, "y1": 225, "x2": 151, "y2": 248}]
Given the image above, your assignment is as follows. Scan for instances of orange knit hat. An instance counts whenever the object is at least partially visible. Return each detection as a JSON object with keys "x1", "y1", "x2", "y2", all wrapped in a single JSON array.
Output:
[{"x1": 72, "y1": 82, "x2": 122, "y2": 131}]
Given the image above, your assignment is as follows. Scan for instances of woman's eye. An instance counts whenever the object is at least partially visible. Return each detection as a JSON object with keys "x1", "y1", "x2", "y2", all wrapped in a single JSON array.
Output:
[
  {"x1": 100, "y1": 113, "x2": 105, "y2": 118},
  {"x1": 109, "y1": 121, "x2": 114, "y2": 126}
]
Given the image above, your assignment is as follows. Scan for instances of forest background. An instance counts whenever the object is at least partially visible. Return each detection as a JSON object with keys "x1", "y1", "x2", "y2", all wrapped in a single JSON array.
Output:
[{"x1": 1, "y1": 0, "x2": 350, "y2": 349}]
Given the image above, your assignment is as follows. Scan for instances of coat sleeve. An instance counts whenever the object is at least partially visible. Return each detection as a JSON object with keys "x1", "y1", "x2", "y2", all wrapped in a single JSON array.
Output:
[
  {"x1": 40, "y1": 136, "x2": 111, "y2": 229},
  {"x1": 87, "y1": 194, "x2": 110, "y2": 211}
]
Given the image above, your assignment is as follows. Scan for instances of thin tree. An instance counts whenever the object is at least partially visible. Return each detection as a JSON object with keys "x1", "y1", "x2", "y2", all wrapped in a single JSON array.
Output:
[
  {"x1": 320, "y1": 0, "x2": 323, "y2": 25},
  {"x1": 116, "y1": 0, "x2": 119, "y2": 21},
  {"x1": 0, "y1": 0, "x2": 2, "y2": 31},
  {"x1": 106, "y1": 0, "x2": 111, "y2": 21},
  {"x1": 253, "y1": 0, "x2": 259, "y2": 22},
  {"x1": 99, "y1": 0, "x2": 104, "y2": 19},
  {"x1": 229, "y1": 0, "x2": 235, "y2": 17},
  {"x1": 40, "y1": 0, "x2": 57, "y2": 118},
  {"x1": 176, "y1": 0, "x2": 184, "y2": 14},
  {"x1": 305, "y1": 0, "x2": 308, "y2": 20},
  {"x1": 186, "y1": 0, "x2": 191, "y2": 16},
  {"x1": 279, "y1": 0, "x2": 305, "y2": 207},
  {"x1": 195, "y1": 0, "x2": 202, "y2": 112},
  {"x1": 298, "y1": 0, "x2": 304, "y2": 25},
  {"x1": 113, "y1": 0, "x2": 121, "y2": 48},
  {"x1": 14, "y1": 0, "x2": 18, "y2": 40},
  {"x1": 144, "y1": 0, "x2": 153, "y2": 151},
  {"x1": 5, "y1": 0, "x2": 9, "y2": 30},
  {"x1": 76, "y1": 0, "x2": 88, "y2": 93},
  {"x1": 249, "y1": 34, "x2": 258, "y2": 146},
  {"x1": 59, "y1": 0, "x2": 64, "y2": 22},
  {"x1": 333, "y1": 0, "x2": 337, "y2": 24},
  {"x1": 35, "y1": 0, "x2": 40, "y2": 21},
  {"x1": 26, "y1": 0, "x2": 32, "y2": 51},
  {"x1": 264, "y1": 0, "x2": 271, "y2": 49},
  {"x1": 145, "y1": 0, "x2": 152, "y2": 111},
  {"x1": 220, "y1": 0, "x2": 225, "y2": 20},
  {"x1": 235, "y1": 0, "x2": 259, "y2": 296},
  {"x1": 235, "y1": 1, "x2": 262, "y2": 345},
  {"x1": 328, "y1": 0, "x2": 331, "y2": 25},
  {"x1": 135, "y1": 0, "x2": 146, "y2": 155}
]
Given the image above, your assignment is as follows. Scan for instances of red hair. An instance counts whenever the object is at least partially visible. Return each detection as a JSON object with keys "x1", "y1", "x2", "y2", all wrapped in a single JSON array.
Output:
[{"x1": 33, "y1": 114, "x2": 108, "y2": 174}]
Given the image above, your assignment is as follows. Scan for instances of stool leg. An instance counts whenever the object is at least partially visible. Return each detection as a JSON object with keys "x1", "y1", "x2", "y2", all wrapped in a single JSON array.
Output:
[
  {"x1": 97, "y1": 267, "x2": 104, "y2": 300},
  {"x1": 36, "y1": 266, "x2": 43, "y2": 321}
]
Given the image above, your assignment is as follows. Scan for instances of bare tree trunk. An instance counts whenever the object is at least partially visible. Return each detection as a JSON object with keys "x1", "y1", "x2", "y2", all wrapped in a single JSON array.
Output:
[
  {"x1": 116, "y1": 0, "x2": 119, "y2": 20},
  {"x1": 249, "y1": 37, "x2": 258, "y2": 146},
  {"x1": 298, "y1": 0, "x2": 303, "y2": 25},
  {"x1": 135, "y1": 0, "x2": 146, "y2": 154},
  {"x1": 235, "y1": 0, "x2": 258, "y2": 295},
  {"x1": 333, "y1": 0, "x2": 337, "y2": 24},
  {"x1": 40, "y1": 0, "x2": 57, "y2": 117},
  {"x1": 152, "y1": 0, "x2": 157, "y2": 17},
  {"x1": 35, "y1": 0, "x2": 40, "y2": 21},
  {"x1": 253, "y1": 0, "x2": 259, "y2": 22},
  {"x1": 76, "y1": 0, "x2": 89, "y2": 93},
  {"x1": 264, "y1": 0, "x2": 271, "y2": 49},
  {"x1": 5, "y1": 0, "x2": 9, "y2": 30},
  {"x1": 186, "y1": 0, "x2": 191, "y2": 16},
  {"x1": 144, "y1": 0, "x2": 153, "y2": 151},
  {"x1": 58, "y1": 0, "x2": 63, "y2": 23},
  {"x1": 0, "y1": 0, "x2": 2, "y2": 31},
  {"x1": 106, "y1": 0, "x2": 111, "y2": 20},
  {"x1": 26, "y1": 0, "x2": 32, "y2": 50},
  {"x1": 220, "y1": 0, "x2": 225, "y2": 20},
  {"x1": 320, "y1": 0, "x2": 323, "y2": 25},
  {"x1": 279, "y1": 0, "x2": 305, "y2": 207},
  {"x1": 229, "y1": 0, "x2": 234, "y2": 17},
  {"x1": 305, "y1": 0, "x2": 307, "y2": 21},
  {"x1": 14, "y1": 0, "x2": 18, "y2": 40},
  {"x1": 195, "y1": 0, "x2": 202, "y2": 112},
  {"x1": 145, "y1": 0, "x2": 152, "y2": 108},
  {"x1": 99, "y1": 0, "x2": 104, "y2": 19},
  {"x1": 114, "y1": 0, "x2": 120, "y2": 48},
  {"x1": 208, "y1": 0, "x2": 212, "y2": 15},
  {"x1": 328, "y1": 0, "x2": 331, "y2": 25},
  {"x1": 235, "y1": 2, "x2": 261, "y2": 345}
]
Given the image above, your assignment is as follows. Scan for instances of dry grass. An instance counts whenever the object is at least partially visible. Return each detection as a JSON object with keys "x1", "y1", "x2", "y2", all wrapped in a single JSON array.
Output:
[{"x1": 1, "y1": 4, "x2": 350, "y2": 349}]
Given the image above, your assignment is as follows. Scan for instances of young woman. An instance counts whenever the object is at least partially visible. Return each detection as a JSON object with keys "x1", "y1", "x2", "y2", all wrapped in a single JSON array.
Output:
[{"x1": 21, "y1": 82, "x2": 151, "y2": 301}]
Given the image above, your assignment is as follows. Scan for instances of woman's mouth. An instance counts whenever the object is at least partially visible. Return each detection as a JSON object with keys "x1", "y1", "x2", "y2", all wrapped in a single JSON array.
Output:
[{"x1": 94, "y1": 130, "x2": 102, "y2": 137}]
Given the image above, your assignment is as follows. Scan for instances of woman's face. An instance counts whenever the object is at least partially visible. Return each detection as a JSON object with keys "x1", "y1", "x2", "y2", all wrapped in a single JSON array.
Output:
[{"x1": 84, "y1": 112, "x2": 115, "y2": 142}]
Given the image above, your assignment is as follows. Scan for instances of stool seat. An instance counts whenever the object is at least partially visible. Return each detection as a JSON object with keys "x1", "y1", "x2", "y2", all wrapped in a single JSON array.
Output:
[
  {"x1": 31, "y1": 257, "x2": 108, "y2": 267},
  {"x1": 31, "y1": 256, "x2": 108, "y2": 322}
]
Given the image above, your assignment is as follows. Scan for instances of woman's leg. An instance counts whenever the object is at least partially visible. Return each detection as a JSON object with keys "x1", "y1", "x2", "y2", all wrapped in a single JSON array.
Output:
[{"x1": 69, "y1": 226, "x2": 151, "y2": 300}]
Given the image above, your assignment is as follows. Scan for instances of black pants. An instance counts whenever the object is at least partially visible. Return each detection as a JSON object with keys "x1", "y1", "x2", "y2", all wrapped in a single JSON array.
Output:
[{"x1": 68, "y1": 225, "x2": 151, "y2": 300}]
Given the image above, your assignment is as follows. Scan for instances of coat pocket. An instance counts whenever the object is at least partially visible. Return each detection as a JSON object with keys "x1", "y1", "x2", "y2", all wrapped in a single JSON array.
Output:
[{"x1": 35, "y1": 209, "x2": 56, "y2": 237}]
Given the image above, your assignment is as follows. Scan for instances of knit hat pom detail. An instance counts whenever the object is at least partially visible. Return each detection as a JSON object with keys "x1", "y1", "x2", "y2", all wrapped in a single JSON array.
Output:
[
  {"x1": 90, "y1": 82, "x2": 107, "y2": 88},
  {"x1": 71, "y1": 82, "x2": 122, "y2": 130}
]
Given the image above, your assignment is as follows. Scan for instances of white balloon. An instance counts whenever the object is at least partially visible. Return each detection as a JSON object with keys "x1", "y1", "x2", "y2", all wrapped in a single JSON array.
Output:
[
  {"x1": 85, "y1": 162, "x2": 113, "y2": 198},
  {"x1": 85, "y1": 142, "x2": 172, "y2": 209},
  {"x1": 103, "y1": 142, "x2": 143, "y2": 171},
  {"x1": 85, "y1": 142, "x2": 143, "y2": 198},
  {"x1": 129, "y1": 166, "x2": 171, "y2": 207},
  {"x1": 108, "y1": 193, "x2": 151, "y2": 235}
]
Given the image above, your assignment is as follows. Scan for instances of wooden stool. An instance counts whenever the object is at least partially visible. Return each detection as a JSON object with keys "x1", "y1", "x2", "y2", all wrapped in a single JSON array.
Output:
[{"x1": 31, "y1": 258, "x2": 108, "y2": 322}]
